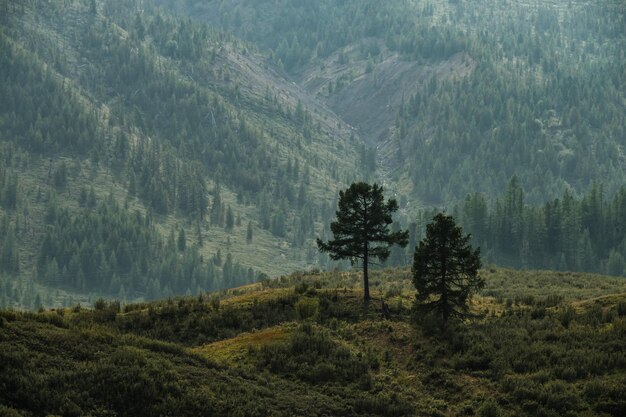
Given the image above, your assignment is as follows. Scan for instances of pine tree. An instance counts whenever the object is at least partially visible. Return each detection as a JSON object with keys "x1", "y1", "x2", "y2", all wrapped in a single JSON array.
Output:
[
  {"x1": 225, "y1": 205, "x2": 234, "y2": 232},
  {"x1": 317, "y1": 182, "x2": 408, "y2": 302},
  {"x1": 412, "y1": 213, "x2": 483, "y2": 328},
  {"x1": 246, "y1": 221, "x2": 253, "y2": 243},
  {"x1": 606, "y1": 250, "x2": 625, "y2": 277},
  {"x1": 177, "y1": 228, "x2": 186, "y2": 252}
]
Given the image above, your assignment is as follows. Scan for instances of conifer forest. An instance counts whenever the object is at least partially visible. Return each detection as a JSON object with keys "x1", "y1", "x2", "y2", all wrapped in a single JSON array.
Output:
[{"x1": 0, "y1": 1, "x2": 625, "y2": 416}]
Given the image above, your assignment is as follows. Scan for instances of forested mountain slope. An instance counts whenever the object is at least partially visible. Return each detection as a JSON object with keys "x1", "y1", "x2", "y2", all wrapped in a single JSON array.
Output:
[
  {"x1": 0, "y1": 0, "x2": 367, "y2": 308},
  {"x1": 160, "y1": 0, "x2": 626, "y2": 205},
  {"x1": 1, "y1": 267, "x2": 626, "y2": 416},
  {"x1": 1, "y1": 0, "x2": 626, "y2": 309}
]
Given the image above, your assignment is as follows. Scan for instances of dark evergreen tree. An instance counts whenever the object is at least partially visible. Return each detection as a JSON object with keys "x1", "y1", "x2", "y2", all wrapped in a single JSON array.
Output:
[
  {"x1": 246, "y1": 221, "x2": 253, "y2": 244},
  {"x1": 412, "y1": 213, "x2": 483, "y2": 328},
  {"x1": 52, "y1": 161, "x2": 68, "y2": 189},
  {"x1": 210, "y1": 185, "x2": 223, "y2": 226},
  {"x1": 317, "y1": 182, "x2": 408, "y2": 302},
  {"x1": 225, "y1": 205, "x2": 234, "y2": 232},
  {"x1": 0, "y1": 171, "x2": 17, "y2": 210},
  {"x1": 87, "y1": 187, "x2": 97, "y2": 208},
  {"x1": 606, "y1": 250, "x2": 625, "y2": 276},
  {"x1": 177, "y1": 228, "x2": 186, "y2": 252}
]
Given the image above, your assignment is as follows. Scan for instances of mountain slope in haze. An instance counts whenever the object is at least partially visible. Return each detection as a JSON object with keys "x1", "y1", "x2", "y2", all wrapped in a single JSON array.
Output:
[
  {"x1": 159, "y1": 0, "x2": 626, "y2": 206},
  {"x1": 0, "y1": 0, "x2": 368, "y2": 309},
  {"x1": 1, "y1": 267, "x2": 626, "y2": 416},
  {"x1": 2, "y1": 0, "x2": 626, "y2": 309}
]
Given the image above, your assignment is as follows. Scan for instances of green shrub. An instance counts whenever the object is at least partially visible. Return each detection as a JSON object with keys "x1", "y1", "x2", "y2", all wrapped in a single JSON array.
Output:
[
  {"x1": 94, "y1": 298, "x2": 107, "y2": 310},
  {"x1": 553, "y1": 365, "x2": 578, "y2": 381},
  {"x1": 453, "y1": 343, "x2": 493, "y2": 371},
  {"x1": 530, "y1": 307, "x2": 546, "y2": 320},
  {"x1": 583, "y1": 376, "x2": 626, "y2": 416},
  {"x1": 587, "y1": 304, "x2": 605, "y2": 324},
  {"x1": 0, "y1": 310, "x2": 17, "y2": 322},
  {"x1": 0, "y1": 405, "x2": 22, "y2": 417},
  {"x1": 558, "y1": 306, "x2": 576, "y2": 328},
  {"x1": 295, "y1": 297, "x2": 319, "y2": 321},
  {"x1": 542, "y1": 380, "x2": 583, "y2": 414},
  {"x1": 294, "y1": 282, "x2": 309, "y2": 294},
  {"x1": 517, "y1": 295, "x2": 535, "y2": 306},
  {"x1": 538, "y1": 294, "x2": 563, "y2": 308},
  {"x1": 257, "y1": 324, "x2": 370, "y2": 385},
  {"x1": 353, "y1": 392, "x2": 413, "y2": 416},
  {"x1": 384, "y1": 284, "x2": 403, "y2": 298},
  {"x1": 478, "y1": 398, "x2": 502, "y2": 417},
  {"x1": 365, "y1": 347, "x2": 380, "y2": 371}
]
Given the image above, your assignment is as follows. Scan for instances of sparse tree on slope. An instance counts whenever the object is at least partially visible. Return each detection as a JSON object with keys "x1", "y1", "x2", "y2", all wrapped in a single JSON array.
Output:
[
  {"x1": 317, "y1": 182, "x2": 408, "y2": 302},
  {"x1": 413, "y1": 213, "x2": 483, "y2": 328},
  {"x1": 246, "y1": 221, "x2": 253, "y2": 243}
]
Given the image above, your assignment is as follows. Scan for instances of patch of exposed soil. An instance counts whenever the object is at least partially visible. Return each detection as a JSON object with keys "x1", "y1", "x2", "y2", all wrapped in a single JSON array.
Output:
[
  {"x1": 300, "y1": 46, "x2": 475, "y2": 147},
  {"x1": 210, "y1": 44, "x2": 361, "y2": 145}
]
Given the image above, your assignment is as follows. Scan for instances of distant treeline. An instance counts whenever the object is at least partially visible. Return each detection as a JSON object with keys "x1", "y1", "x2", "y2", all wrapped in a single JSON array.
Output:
[
  {"x1": 37, "y1": 195, "x2": 259, "y2": 301},
  {"x1": 395, "y1": 0, "x2": 626, "y2": 203},
  {"x1": 411, "y1": 179, "x2": 626, "y2": 277},
  {"x1": 159, "y1": 0, "x2": 467, "y2": 72}
]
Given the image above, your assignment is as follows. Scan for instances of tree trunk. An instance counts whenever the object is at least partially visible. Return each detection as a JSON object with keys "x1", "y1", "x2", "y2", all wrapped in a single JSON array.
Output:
[
  {"x1": 363, "y1": 243, "x2": 370, "y2": 302},
  {"x1": 442, "y1": 288, "x2": 448, "y2": 324},
  {"x1": 441, "y1": 252, "x2": 448, "y2": 325}
]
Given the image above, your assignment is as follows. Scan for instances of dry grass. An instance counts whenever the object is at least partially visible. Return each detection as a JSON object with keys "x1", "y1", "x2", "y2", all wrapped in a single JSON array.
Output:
[
  {"x1": 219, "y1": 287, "x2": 294, "y2": 307},
  {"x1": 192, "y1": 324, "x2": 293, "y2": 365},
  {"x1": 571, "y1": 292, "x2": 626, "y2": 311},
  {"x1": 471, "y1": 295, "x2": 505, "y2": 317},
  {"x1": 481, "y1": 268, "x2": 626, "y2": 302}
]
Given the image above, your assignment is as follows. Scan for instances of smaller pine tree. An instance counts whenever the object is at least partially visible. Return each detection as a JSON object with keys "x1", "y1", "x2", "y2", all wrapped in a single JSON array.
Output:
[
  {"x1": 412, "y1": 213, "x2": 483, "y2": 328},
  {"x1": 177, "y1": 228, "x2": 186, "y2": 252},
  {"x1": 246, "y1": 221, "x2": 253, "y2": 244},
  {"x1": 225, "y1": 206, "x2": 234, "y2": 232}
]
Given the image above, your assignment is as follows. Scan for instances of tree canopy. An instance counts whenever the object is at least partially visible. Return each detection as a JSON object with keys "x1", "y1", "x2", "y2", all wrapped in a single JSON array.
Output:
[
  {"x1": 412, "y1": 213, "x2": 483, "y2": 327},
  {"x1": 317, "y1": 182, "x2": 408, "y2": 301}
]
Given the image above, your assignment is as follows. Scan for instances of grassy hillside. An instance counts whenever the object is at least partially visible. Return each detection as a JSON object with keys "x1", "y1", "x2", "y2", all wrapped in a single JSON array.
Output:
[{"x1": 1, "y1": 267, "x2": 626, "y2": 416}]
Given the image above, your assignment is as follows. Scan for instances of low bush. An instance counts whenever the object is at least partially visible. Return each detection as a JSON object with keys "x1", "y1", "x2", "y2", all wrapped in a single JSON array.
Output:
[{"x1": 257, "y1": 324, "x2": 370, "y2": 385}]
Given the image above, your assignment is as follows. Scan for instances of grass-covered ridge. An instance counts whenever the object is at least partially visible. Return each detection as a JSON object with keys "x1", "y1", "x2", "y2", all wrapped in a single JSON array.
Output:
[{"x1": 1, "y1": 267, "x2": 625, "y2": 416}]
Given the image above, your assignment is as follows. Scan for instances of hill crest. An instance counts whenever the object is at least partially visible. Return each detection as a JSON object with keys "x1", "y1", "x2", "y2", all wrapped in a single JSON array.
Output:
[{"x1": 1, "y1": 267, "x2": 626, "y2": 416}]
